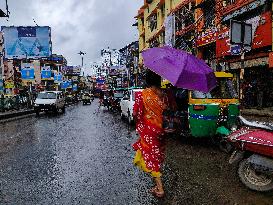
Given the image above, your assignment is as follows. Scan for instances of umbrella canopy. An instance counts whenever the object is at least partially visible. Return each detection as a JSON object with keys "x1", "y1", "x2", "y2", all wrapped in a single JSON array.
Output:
[{"x1": 142, "y1": 46, "x2": 217, "y2": 93}]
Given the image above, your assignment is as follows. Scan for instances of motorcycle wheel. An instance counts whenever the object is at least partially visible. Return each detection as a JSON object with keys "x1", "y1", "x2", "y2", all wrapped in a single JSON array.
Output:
[{"x1": 238, "y1": 159, "x2": 273, "y2": 192}]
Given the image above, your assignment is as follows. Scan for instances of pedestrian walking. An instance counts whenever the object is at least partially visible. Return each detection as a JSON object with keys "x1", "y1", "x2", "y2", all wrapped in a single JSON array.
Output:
[
  {"x1": 132, "y1": 70, "x2": 166, "y2": 198},
  {"x1": 99, "y1": 90, "x2": 104, "y2": 107}
]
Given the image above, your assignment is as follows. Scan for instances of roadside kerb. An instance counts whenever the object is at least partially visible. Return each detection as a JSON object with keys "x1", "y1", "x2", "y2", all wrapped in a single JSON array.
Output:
[{"x1": 0, "y1": 109, "x2": 35, "y2": 121}]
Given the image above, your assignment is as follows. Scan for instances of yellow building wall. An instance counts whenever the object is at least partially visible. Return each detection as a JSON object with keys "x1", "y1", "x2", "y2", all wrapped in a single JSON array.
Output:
[{"x1": 138, "y1": 0, "x2": 195, "y2": 65}]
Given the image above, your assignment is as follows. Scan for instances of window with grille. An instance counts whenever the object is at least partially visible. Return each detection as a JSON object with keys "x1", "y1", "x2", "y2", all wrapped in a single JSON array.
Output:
[
  {"x1": 175, "y1": 5, "x2": 194, "y2": 33},
  {"x1": 203, "y1": 0, "x2": 215, "y2": 28},
  {"x1": 148, "y1": 13, "x2": 157, "y2": 32}
]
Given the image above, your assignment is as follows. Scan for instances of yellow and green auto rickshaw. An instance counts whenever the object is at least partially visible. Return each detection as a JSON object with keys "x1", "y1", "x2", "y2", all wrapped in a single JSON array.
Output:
[
  {"x1": 187, "y1": 72, "x2": 239, "y2": 138},
  {"x1": 161, "y1": 72, "x2": 240, "y2": 140}
]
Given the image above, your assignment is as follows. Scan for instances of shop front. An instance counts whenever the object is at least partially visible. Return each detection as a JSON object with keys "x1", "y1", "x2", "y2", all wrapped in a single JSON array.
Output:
[{"x1": 230, "y1": 57, "x2": 273, "y2": 108}]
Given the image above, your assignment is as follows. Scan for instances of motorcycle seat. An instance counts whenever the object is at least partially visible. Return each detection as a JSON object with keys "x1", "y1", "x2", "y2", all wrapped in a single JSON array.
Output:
[{"x1": 239, "y1": 116, "x2": 273, "y2": 131}]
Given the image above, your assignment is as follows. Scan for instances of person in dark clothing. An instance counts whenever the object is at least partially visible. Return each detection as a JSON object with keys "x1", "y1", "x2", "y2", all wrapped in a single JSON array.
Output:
[{"x1": 99, "y1": 90, "x2": 104, "y2": 106}]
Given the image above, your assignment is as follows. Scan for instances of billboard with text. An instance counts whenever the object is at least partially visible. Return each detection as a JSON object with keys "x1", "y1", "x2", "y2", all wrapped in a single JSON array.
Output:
[{"x1": 2, "y1": 26, "x2": 52, "y2": 59}]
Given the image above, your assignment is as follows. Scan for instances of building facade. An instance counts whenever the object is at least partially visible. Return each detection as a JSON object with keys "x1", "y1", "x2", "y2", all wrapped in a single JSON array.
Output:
[{"x1": 136, "y1": 0, "x2": 273, "y2": 108}]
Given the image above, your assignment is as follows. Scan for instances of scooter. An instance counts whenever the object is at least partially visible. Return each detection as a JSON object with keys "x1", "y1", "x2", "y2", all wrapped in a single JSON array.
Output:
[{"x1": 228, "y1": 116, "x2": 273, "y2": 192}]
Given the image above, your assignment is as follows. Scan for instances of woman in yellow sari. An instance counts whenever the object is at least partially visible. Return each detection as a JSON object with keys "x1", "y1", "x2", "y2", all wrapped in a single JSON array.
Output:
[{"x1": 133, "y1": 70, "x2": 166, "y2": 198}]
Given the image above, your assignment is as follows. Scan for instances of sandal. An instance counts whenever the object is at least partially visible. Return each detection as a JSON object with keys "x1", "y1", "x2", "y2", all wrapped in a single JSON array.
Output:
[{"x1": 149, "y1": 186, "x2": 165, "y2": 198}]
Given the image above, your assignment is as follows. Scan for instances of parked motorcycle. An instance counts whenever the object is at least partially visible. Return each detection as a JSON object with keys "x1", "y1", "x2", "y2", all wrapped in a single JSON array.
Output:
[{"x1": 228, "y1": 116, "x2": 273, "y2": 192}]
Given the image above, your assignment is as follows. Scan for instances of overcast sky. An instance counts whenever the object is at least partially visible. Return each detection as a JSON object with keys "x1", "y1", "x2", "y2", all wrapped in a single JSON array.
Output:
[{"x1": 0, "y1": 0, "x2": 142, "y2": 66}]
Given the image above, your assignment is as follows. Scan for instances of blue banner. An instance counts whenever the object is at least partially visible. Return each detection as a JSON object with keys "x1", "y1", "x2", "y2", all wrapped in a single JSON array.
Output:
[
  {"x1": 54, "y1": 73, "x2": 63, "y2": 82},
  {"x1": 72, "y1": 84, "x2": 78, "y2": 91},
  {"x1": 41, "y1": 67, "x2": 52, "y2": 79},
  {"x1": 96, "y1": 77, "x2": 105, "y2": 85},
  {"x1": 67, "y1": 81, "x2": 72, "y2": 88},
  {"x1": 0, "y1": 79, "x2": 3, "y2": 92},
  {"x1": 21, "y1": 68, "x2": 35, "y2": 80},
  {"x1": 61, "y1": 81, "x2": 69, "y2": 89},
  {"x1": 2, "y1": 26, "x2": 52, "y2": 59},
  {"x1": 17, "y1": 27, "x2": 36, "y2": 37}
]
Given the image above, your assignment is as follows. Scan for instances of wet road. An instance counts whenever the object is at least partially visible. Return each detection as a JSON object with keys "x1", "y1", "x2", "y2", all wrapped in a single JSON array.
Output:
[
  {"x1": 0, "y1": 102, "x2": 272, "y2": 205},
  {"x1": 0, "y1": 102, "x2": 157, "y2": 205}
]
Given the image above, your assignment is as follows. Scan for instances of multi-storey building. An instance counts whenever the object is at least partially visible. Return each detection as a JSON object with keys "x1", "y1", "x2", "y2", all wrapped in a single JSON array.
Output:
[{"x1": 136, "y1": 0, "x2": 273, "y2": 108}]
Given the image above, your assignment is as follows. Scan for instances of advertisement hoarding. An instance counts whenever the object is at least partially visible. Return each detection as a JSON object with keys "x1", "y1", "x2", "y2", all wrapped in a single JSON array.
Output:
[
  {"x1": 41, "y1": 66, "x2": 52, "y2": 80},
  {"x1": 21, "y1": 63, "x2": 35, "y2": 81},
  {"x1": 54, "y1": 73, "x2": 63, "y2": 83},
  {"x1": 63, "y1": 66, "x2": 81, "y2": 75},
  {"x1": 2, "y1": 26, "x2": 52, "y2": 59}
]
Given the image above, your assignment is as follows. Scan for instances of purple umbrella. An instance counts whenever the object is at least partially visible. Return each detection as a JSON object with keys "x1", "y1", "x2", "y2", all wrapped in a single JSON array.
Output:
[{"x1": 142, "y1": 46, "x2": 217, "y2": 93}]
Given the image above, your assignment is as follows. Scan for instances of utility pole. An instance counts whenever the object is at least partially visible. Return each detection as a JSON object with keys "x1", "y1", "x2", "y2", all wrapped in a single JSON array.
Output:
[{"x1": 78, "y1": 51, "x2": 86, "y2": 76}]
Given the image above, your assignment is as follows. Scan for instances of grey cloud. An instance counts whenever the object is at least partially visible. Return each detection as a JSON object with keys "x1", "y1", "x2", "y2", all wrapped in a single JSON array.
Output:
[{"x1": 0, "y1": 0, "x2": 142, "y2": 65}]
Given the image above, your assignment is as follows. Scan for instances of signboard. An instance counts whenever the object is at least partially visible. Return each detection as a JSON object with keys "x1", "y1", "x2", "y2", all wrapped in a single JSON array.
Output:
[
  {"x1": 230, "y1": 57, "x2": 268, "y2": 69},
  {"x1": 2, "y1": 26, "x2": 52, "y2": 59},
  {"x1": 63, "y1": 66, "x2": 81, "y2": 75},
  {"x1": 4, "y1": 80, "x2": 14, "y2": 88},
  {"x1": 96, "y1": 77, "x2": 105, "y2": 85},
  {"x1": 61, "y1": 81, "x2": 72, "y2": 89},
  {"x1": 0, "y1": 79, "x2": 3, "y2": 92},
  {"x1": 41, "y1": 66, "x2": 52, "y2": 80},
  {"x1": 21, "y1": 63, "x2": 35, "y2": 80},
  {"x1": 230, "y1": 44, "x2": 242, "y2": 55},
  {"x1": 165, "y1": 14, "x2": 175, "y2": 47},
  {"x1": 196, "y1": 28, "x2": 218, "y2": 47},
  {"x1": 216, "y1": 12, "x2": 272, "y2": 58},
  {"x1": 33, "y1": 60, "x2": 41, "y2": 84},
  {"x1": 72, "y1": 84, "x2": 78, "y2": 91},
  {"x1": 54, "y1": 73, "x2": 63, "y2": 82},
  {"x1": 3, "y1": 60, "x2": 14, "y2": 80},
  {"x1": 222, "y1": 0, "x2": 267, "y2": 22}
]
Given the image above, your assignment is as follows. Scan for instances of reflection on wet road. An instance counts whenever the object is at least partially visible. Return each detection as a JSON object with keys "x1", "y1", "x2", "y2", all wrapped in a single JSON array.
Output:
[{"x1": 0, "y1": 102, "x2": 157, "y2": 205}]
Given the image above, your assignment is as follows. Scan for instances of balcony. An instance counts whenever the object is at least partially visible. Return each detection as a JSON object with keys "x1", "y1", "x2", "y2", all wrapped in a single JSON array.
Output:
[{"x1": 174, "y1": 3, "x2": 195, "y2": 36}]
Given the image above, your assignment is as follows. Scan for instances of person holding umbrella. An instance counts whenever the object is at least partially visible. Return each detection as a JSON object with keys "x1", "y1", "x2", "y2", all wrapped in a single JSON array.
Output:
[
  {"x1": 132, "y1": 70, "x2": 167, "y2": 198},
  {"x1": 132, "y1": 46, "x2": 217, "y2": 198}
]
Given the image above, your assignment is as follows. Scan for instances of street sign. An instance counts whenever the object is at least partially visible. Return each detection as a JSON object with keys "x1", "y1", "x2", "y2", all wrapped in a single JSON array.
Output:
[
  {"x1": 230, "y1": 44, "x2": 241, "y2": 55},
  {"x1": 230, "y1": 20, "x2": 252, "y2": 46}
]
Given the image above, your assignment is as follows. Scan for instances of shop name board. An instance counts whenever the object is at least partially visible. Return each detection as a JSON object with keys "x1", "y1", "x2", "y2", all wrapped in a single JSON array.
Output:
[
  {"x1": 216, "y1": 12, "x2": 271, "y2": 58},
  {"x1": 196, "y1": 28, "x2": 218, "y2": 47},
  {"x1": 222, "y1": 0, "x2": 266, "y2": 22},
  {"x1": 230, "y1": 57, "x2": 268, "y2": 69}
]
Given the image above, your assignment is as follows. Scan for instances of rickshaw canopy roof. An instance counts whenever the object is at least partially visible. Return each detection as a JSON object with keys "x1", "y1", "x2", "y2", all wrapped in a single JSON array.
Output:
[{"x1": 214, "y1": 72, "x2": 233, "y2": 78}]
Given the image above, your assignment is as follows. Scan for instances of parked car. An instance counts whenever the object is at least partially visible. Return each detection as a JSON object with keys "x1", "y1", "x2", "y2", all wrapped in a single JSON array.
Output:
[
  {"x1": 120, "y1": 88, "x2": 143, "y2": 123},
  {"x1": 34, "y1": 91, "x2": 65, "y2": 116}
]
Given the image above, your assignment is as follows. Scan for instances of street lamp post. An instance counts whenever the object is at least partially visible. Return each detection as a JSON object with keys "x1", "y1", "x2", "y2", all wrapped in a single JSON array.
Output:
[
  {"x1": 78, "y1": 51, "x2": 86, "y2": 76},
  {"x1": 78, "y1": 51, "x2": 86, "y2": 67}
]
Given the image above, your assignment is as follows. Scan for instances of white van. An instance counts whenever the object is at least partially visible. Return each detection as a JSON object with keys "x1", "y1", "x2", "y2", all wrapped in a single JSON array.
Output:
[{"x1": 34, "y1": 91, "x2": 65, "y2": 115}]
